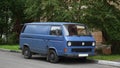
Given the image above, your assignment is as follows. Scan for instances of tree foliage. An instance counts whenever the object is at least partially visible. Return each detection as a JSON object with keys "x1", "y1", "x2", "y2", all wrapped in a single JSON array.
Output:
[
  {"x1": 0, "y1": 0, "x2": 11, "y2": 39},
  {"x1": 0, "y1": 0, "x2": 120, "y2": 53},
  {"x1": 79, "y1": 0, "x2": 120, "y2": 41},
  {"x1": 0, "y1": 0, "x2": 25, "y2": 44},
  {"x1": 25, "y1": 0, "x2": 120, "y2": 41}
]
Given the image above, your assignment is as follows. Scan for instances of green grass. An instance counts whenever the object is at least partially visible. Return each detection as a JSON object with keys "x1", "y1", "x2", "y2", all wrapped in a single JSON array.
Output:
[
  {"x1": 89, "y1": 55, "x2": 120, "y2": 61},
  {"x1": 0, "y1": 45, "x2": 19, "y2": 51}
]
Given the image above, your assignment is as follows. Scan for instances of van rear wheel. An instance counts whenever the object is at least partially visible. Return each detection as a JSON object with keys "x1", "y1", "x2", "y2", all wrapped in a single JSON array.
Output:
[
  {"x1": 23, "y1": 47, "x2": 32, "y2": 59},
  {"x1": 47, "y1": 50, "x2": 59, "y2": 63}
]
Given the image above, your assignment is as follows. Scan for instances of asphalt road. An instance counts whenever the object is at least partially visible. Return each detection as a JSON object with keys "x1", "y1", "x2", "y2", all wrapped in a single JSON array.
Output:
[{"x1": 0, "y1": 51, "x2": 118, "y2": 68}]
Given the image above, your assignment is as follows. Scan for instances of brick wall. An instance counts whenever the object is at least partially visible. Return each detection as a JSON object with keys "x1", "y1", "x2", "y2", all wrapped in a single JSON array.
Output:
[{"x1": 92, "y1": 31, "x2": 103, "y2": 45}]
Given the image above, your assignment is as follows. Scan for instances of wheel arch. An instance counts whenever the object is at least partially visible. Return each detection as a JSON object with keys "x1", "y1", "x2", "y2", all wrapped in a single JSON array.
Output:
[
  {"x1": 48, "y1": 47, "x2": 58, "y2": 55},
  {"x1": 22, "y1": 44, "x2": 30, "y2": 55}
]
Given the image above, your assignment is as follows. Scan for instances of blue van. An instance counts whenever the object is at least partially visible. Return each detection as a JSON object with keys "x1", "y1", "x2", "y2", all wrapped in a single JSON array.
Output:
[{"x1": 19, "y1": 22, "x2": 96, "y2": 63}]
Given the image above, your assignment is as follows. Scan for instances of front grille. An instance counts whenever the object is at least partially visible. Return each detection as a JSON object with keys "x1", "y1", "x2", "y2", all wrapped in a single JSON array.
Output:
[
  {"x1": 85, "y1": 42, "x2": 93, "y2": 46},
  {"x1": 72, "y1": 48, "x2": 92, "y2": 52},
  {"x1": 72, "y1": 42, "x2": 82, "y2": 46},
  {"x1": 71, "y1": 41, "x2": 93, "y2": 46}
]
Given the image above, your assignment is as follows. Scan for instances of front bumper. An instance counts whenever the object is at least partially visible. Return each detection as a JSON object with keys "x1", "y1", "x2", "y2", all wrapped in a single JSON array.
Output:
[{"x1": 64, "y1": 53, "x2": 95, "y2": 58}]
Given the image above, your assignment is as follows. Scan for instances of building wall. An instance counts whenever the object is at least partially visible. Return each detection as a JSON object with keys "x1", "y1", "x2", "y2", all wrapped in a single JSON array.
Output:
[{"x1": 92, "y1": 31, "x2": 103, "y2": 45}]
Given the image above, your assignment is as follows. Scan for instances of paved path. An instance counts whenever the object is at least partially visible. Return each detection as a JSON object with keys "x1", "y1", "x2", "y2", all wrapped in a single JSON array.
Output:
[{"x1": 0, "y1": 51, "x2": 118, "y2": 68}]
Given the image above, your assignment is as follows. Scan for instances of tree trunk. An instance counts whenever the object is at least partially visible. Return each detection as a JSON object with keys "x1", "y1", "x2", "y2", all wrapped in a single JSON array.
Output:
[
  {"x1": 12, "y1": 17, "x2": 22, "y2": 43},
  {"x1": 13, "y1": 18, "x2": 21, "y2": 34}
]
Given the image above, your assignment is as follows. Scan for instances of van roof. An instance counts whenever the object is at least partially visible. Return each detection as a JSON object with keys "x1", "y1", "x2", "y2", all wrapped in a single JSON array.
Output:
[{"x1": 25, "y1": 22, "x2": 84, "y2": 25}]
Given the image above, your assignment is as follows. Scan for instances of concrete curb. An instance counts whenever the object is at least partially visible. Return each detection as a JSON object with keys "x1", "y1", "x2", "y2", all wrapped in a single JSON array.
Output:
[
  {"x1": 0, "y1": 48, "x2": 21, "y2": 53},
  {"x1": 98, "y1": 60, "x2": 120, "y2": 67},
  {"x1": 0, "y1": 48, "x2": 120, "y2": 67}
]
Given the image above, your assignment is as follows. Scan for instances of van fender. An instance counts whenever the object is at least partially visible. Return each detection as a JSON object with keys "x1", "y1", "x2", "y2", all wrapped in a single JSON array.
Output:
[
  {"x1": 23, "y1": 43, "x2": 30, "y2": 48},
  {"x1": 23, "y1": 43, "x2": 31, "y2": 51},
  {"x1": 48, "y1": 47, "x2": 58, "y2": 55},
  {"x1": 21, "y1": 43, "x2": 30, "y2": 55}
]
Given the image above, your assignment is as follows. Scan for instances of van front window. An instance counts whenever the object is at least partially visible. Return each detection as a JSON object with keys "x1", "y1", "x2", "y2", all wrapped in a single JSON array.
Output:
[{"x1": 63, "y1": 24, "x2": 90, "y2": 36}]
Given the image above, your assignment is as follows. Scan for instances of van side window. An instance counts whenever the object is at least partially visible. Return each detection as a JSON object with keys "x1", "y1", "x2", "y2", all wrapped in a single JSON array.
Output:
[{"x1": 50, "y1": 26, "x2": 62, "y2": 36}]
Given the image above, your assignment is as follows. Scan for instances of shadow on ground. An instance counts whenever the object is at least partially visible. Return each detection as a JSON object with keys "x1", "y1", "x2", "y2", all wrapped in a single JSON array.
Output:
[{"x1": 29, "y1": 55, "x2": 98, "y2": 64}]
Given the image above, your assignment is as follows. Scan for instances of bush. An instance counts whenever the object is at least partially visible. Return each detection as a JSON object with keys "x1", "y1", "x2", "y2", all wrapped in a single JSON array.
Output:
[
  {"x1": 95, "y1": 47, "x2": 103, "y2": 55},
  {"x1": 7, "y1": 32, "x2": 18, "y2": 44},
  {"x1": 111, "y1": 41, "x2": 120, "y2": 54},
  {"x1": 0, "y1": 38, "x2": 6, "y2": 44}
]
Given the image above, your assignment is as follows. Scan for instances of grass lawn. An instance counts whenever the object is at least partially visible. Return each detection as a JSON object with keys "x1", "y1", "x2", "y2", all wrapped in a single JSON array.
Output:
[
  {"x1": 0, "y1": 45, "x2": 19, "y2": 51},
  {"x1": 89, "y1": 55, "x2": 120, "y2": 61}
]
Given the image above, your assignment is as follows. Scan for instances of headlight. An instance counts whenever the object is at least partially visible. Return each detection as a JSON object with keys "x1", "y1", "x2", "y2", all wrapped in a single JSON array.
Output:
[
  {"x1": 82, "y1": 42, "x2": 85, "y2": 46},
  {"x1": 68, "y1": 42, "x2": 72, "y2": 46},
  {"x1": 92, "y1": 42, "x2": 95, "y2": 46}
]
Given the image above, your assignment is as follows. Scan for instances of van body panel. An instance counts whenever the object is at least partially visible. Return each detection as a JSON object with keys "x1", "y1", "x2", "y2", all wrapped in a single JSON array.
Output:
[
  {"x1": 47, "y1": 36, "x2": 65, "y2": 56},
  {"x1": 20, "y1": 34, "x2": 48, "y2": 54},
  {"x1": 65, "y1": 36, "x2": 95, "y2": 41}
]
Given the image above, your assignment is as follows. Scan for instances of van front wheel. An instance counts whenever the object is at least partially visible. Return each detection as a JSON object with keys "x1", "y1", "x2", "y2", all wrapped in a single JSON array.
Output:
[
  {"x1": 23, "y1": 47, "x2": 32, "y2": 59},
  {"x1": 47, "y1": 50, "x2": 59, "y2": 63}
]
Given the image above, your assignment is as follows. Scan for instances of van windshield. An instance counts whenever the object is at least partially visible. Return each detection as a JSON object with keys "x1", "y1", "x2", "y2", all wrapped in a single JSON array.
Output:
[{"x1": 63, "y1": 24, "x2": 90, "y2": 36}]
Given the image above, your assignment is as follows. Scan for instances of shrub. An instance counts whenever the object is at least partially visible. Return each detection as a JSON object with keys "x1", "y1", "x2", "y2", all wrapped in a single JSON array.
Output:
[
  {"x1": 111, "y1": 41, "x2": 120, "y2": 54},
  {"x1": 7, "y1": 32, "x2": 18, "y2": 44},
  {"x1": 0, "y1": 38, "x2": 5, "y2": 44},
  {"x1": 95, "y1": 48, "x2": 103, "y2": 55}
]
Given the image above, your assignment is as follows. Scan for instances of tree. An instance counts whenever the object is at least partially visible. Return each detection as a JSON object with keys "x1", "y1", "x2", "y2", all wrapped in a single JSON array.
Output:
[
  {"x1": 79, "y1": 0, "x2": 120, "y2": 54},
  {"x1": 25, "y1": 0, "x2": 42, "y2": 21},
  {"x1": 79, "y1": 0, "x2": 120, "y2": 40},
  {"x1": 8, "y1": 0, "x2": 25, "y2": 34},
  {"x1": 0, "y1": 0, "x2": 12, "y2": 44},
  {"x1": 25, "y1": 0, "x2": 120, "y2": 43},
  {"x1": 0, "y1": 0, "x2": 26, "y2": 44},
  {"x1": 1, "y1": 0, "x2": 120, "y2": 51}
]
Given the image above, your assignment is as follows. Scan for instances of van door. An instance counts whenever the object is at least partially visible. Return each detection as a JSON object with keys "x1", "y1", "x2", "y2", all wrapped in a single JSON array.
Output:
[{"x1": 47, "y1": 25, "x2": 64, "y2": 55}]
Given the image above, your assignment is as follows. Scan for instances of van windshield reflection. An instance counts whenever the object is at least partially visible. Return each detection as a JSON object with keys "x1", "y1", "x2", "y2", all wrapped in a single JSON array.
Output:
[{"x1": 64, "y1": 24, "x2": 90, "y2": 36}]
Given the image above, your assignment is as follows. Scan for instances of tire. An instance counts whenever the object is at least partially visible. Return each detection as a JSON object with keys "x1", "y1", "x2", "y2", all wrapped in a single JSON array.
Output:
[
  {"x1": 23, "y1": 47, "x2": 32, "y2": 59},
  {"x1": 47, "y1": 50, "x2": 59, "y2": 63},
  {"x1": 82, "y1": 57, "x2": 87, "y2": 60},
  {"x1": 78, "y1": 57, "x2": 87, "y2": 62}
]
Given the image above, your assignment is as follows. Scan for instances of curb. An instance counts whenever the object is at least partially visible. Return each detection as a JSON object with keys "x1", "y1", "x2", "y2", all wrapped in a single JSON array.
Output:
[
  {"x1": 0, "y1": 48, "x2": 120, "y2": 67},
  {"x1": 98, "y1": 60, "x2": 120, "y2": 67},
  {"x1": 0, "y1": 48, "x2": 21, "y2": 53}
]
